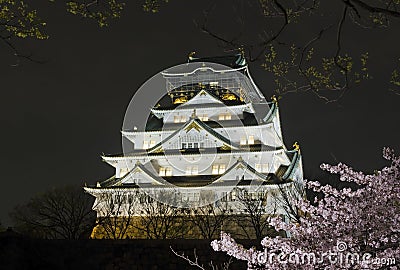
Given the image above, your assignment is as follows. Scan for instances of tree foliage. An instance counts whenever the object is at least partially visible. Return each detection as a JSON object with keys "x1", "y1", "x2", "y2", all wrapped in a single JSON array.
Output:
[
  {"x1": 2, "y1": 0, "x2": 400, "y2": 99},
  {"x1": 211, "y1": 148, "x2": 400, "y2": 269},
  {"x1": 10, "y1": 186, "x2": 96, "y2": 239},
  {"x1": 144, "y1": 0, "x2": 400, "y2": 101}
]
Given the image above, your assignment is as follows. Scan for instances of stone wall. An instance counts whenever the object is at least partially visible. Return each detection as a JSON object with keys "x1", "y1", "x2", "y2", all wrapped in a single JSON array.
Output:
[
  {"x1": 0, "y1": 229, "x2": 255, "y2": 270},
  {"x1": 91, "y1": 215, "x2": 277, "y2": 240}
]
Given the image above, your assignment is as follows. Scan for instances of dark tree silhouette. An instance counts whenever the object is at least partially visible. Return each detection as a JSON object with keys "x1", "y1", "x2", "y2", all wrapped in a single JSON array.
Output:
[
  {"x1": 9, "y1": 186, "x2": 96, "y2": 239},
  {"x1": 190, "y1": 202, "x2": 230, "y2": 239}
]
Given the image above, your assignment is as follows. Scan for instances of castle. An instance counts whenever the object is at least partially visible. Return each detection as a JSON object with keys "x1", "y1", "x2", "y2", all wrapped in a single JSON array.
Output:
[{"x1": 85, "y1": 53, "x2": 304, "y2": 239}]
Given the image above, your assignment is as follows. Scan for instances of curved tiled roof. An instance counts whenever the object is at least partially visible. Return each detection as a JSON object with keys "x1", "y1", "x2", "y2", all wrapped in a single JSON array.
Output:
[
  {"x1": 146, "y1": 117, "x2": 240, "y2": 154},
  {"x1": 188, "y1": 53, "x2": 247, "y2": 69}
]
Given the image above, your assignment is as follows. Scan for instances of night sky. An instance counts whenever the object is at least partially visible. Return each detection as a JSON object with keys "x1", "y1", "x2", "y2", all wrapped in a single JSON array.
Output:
[{"x1": 0, "y1": 1, "x2": 399, "y2": 226}]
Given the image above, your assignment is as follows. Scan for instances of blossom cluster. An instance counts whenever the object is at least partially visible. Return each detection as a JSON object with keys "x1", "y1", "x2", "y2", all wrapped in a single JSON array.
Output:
[{"x1": 211, "y1": 148, "x2": 400, "y2": 269}]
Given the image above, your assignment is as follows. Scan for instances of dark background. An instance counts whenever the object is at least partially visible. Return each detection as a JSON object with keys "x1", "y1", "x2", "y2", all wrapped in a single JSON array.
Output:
[{"x1": 0, "y1": 1, "x2": 399, "y2": 226}]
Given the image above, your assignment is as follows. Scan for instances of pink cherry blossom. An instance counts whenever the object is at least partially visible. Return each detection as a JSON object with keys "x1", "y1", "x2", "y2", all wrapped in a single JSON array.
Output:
[{"x1": 211, "y1": 148, "x2": 400, "y2": 269}]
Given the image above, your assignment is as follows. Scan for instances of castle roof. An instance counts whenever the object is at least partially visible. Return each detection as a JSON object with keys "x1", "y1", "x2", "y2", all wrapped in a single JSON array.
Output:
[
  {"x1": 188, "y1": 53, "x2": 247, "y2": 69},
  {"x1": 92, "y1": 148, "x2": 301, "y2": 189}
]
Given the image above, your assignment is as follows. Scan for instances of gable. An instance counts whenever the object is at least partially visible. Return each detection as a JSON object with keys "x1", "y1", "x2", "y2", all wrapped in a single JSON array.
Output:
[{"x1": 180, "y1": 90, "x2": 223, "y2": 106}]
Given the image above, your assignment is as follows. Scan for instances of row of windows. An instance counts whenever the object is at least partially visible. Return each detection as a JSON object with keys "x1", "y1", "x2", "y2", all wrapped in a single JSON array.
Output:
[
  {"x1": 182, "y1": 142, "x2": 204, "y2": 149},
  {"x1": 143, "y1": 135, "x2": 256, "y2": 149},
  {"x1": 157, "y1": 163, "x2": 270, "y2": 177},
  {"x1": 105, "y1": 190, "x2": 266, "y2": 205},
  {"x1": 143, "y1": 140, "x2": 156, "y2": 149},
  {"x1": 255, "y1": 163, "x2": 269, "y2": 173},
  {"x1": 122, "y1": 162, "x2": 269, "y2": 178},
  {"x1": 158, "y1": 164, "x2": 226, "y2": 176},
  {"x1": 212, "y1": 164, "x2": 226, "y2": 174},
  {"x1": 240, "y1": 135, "x2": 255, "y2": 145},
  {"x1": 174, "y1": 115, "x2": 187, "y2": 123},
  {"x1": 172, "y1": 113, "x2": 232, "y2": 123},
  {"x1": 159, "y1": 167, "x2": 172, "y2": 177}
]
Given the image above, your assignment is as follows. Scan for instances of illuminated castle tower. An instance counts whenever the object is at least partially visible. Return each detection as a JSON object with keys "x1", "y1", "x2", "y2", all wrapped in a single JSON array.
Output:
[{"x1": 85, "y1": 53, "x2": 303, "y2": 238}]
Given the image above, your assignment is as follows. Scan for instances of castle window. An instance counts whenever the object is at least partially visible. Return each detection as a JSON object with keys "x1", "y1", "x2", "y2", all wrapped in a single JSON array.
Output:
[
  {"x1": 218, "y1": 113, "x2": 231, "y2": 120},
  {"x1": 240, "y1": 137, "x2": 247, "y2": 145},
  {"x1": 248, "y1": 135, "x2": 255, "y2": 145},
  {"x1": 212, "y1": 164, "x2": 226, "y2": 175},
  {"x1": 198, "y1": 114, "x2": 208, "y2": 121},
  {"x1": 210, "y1": 82, "x2": 218, "y2": 87},
  {"x1": 182, "y1": 142, "x2": 200, "y2": 149},
  {"x1": 159, "y1": 167, "x2": 172, "y2": 177},
  {"x1": 255, "y1": 163, "x2": 269, "y2": 173},
  {"x1": 143, "y1": 140, "x2": 156, "y2": 149},
  {"x1": 174, "y1": 115, "x2": 187, "y2": 123},
  {"x1": 219, "y1": 164, "x2": 226, "y2": 174},
  {"x1": 212, "y1": 165, "x2": 219, "y2": 175},
  {"x1": 186, "y1": 166, "x2": 198, "y2": 175},
  {"x1": 143, "y1": 140, "x2": 149, "y2": 149}
]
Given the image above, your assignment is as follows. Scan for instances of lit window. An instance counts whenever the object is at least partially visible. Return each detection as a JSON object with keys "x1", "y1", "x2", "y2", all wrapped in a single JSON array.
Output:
[
  {"x1": 149, "y1": 140, "x2": 156, "y2": 148},
  {"x1": 218, "y1": 164, "x2": 226, "y2": 174},
  {"x1": 255, "y1": 164, "x2": 261, "y2": 172},
  {"x1": 174, "y1": 115, "x2": 187, "y2": 123},
  {"x1": 212, "y1": 164, "x2": 226, "y2": 175},
  {"x1": 186, "y1": 166, "x2": 198, "y2": 175},
  {"x1": 248, "y1": 135, "x2": 255, "y2": 145},
  {"x1": 199, "y1": 114, "x2": 208, "y2": 121},
  {"x1": 255, "y1": 163, "x2": 269, "y2": 173},
  {"x1": 212, "y1": 165, "x2": 219, "y2": 175},
  {"x1": 159, "y1": 167, "x2": 166, "y2": 176},
  {"x1": 219, "y1": 113, "x2": 231, "y2": 120},
  {"x1": 262, "y1": 164, "x2": 269, "y2": 173},
  {"x1": 240, "y1": 137, "x2": 247, "y2": 145},
  {"x1": 159, "y1": 167, "x2": 172, "y2": 177},
  {"x1": 182, "y1": 142, "x2": 200, "y2": 149},
  {"x1": 143, "y1": 140, "x2": 149, "y2": 149}
]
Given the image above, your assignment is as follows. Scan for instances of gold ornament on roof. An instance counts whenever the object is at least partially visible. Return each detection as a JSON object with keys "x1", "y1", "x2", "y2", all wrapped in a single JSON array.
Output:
[
  {"x1": 173, "y1": 96, "x2": 188, "y2": 104},
  {"x1": 271, "y1": 95, "x2": 278, "y2": 103},
  {"x1": 184, "y1": 121, "x2": 202, "y2": 133},
  {"x1": 239, "y1": 46, "x2": 245, "y2": 56},
  {"x1": 220, "y1": 144, "x2": 231, "y2": 150},
  {"x1": 222, "y1": 93, "x2": 237, "y2": 101},
  {"x1": 188, "y1": 51, "x2": 196, "y2": 60},
  {"x1": 293, "y1": 142, "x2": 300, "y2": 151}
]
